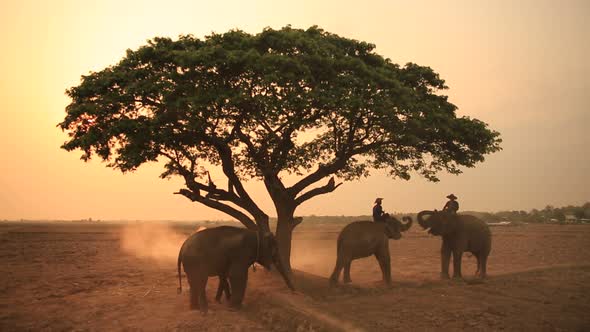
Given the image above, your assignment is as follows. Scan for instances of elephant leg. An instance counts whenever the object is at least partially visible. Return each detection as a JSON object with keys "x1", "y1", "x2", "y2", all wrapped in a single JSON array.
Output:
[
  {"x1": 480, "y1": 255, "x2": 488, "y2": 278},
  {"x1": 215, "y1": 276, "x2": 229, "y2": 303},
  {"x1": 228, "y1": 265, "x2": 248, "y2": 309},
  {"x1": 329, "y1": 256, "x2": 346, "y2": 286},
  {"x1": 188, "y1": 279, "x2": 199, "y2": 310},
  {"x1": 186, "y1": 270, "x2": 199, "y2": 310},
  {"x1": 343, "y1": 260, "x2": 352, "y2": 283},
  {"x1": 474, "y1": 253, "x2": 481, "y2": 277},
  {"x1": 224, "y1": 277, "x2": 232, "y2": 300},
  {"x1": 196, "y1": 275, "x2": 209, "y2": 314},
  {"x1": 440, "y1": 242, "x2": 451, "y2": 279},
  {"x1": 215, "y1": 279, "x2": 222, "y2": 303},
  {"x1": 452, "y1": 250, "x2": 464, "y2": 279},
  {"x1": 375, "y1": 252, "x2": 392, "y2": 285}
]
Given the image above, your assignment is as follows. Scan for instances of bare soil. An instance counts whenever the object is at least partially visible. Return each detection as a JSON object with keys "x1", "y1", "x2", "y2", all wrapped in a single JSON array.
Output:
[{"x1": 1, "y1": 221, "x2": 589, "y2": 331}]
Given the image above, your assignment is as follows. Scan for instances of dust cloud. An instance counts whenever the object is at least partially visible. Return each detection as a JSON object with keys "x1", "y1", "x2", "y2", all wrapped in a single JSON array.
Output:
[
  {"x1": 291, "y1": 238, "x2": 335, "y2": 278},
  {"x1": 120, "y1": 224, "x2": 205, "y2": 264}
]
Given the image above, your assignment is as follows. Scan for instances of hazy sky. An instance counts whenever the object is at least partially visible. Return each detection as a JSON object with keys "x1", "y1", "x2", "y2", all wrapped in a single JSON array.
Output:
[{"x1": 0, "y1": 0, "x2": 588, "y2": 221}]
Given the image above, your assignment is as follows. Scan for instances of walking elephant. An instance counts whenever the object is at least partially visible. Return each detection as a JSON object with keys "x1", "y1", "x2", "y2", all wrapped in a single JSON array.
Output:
[
  {"x1": 329, "y1": 215, "x2": 413, "y2": 286},
  {"x1": 177, "y1": 226, "x2": 294, "y2": 313},
  {"x1": 417, "y1": 210, "x2": 491, "y2": 279}
]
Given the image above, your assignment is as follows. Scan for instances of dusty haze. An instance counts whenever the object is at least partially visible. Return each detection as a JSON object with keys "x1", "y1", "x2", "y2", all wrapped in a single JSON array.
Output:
[
  {"x1": 120, "y1": 224, "x2": 208, "y2": 264},
  {"x1": 2, "y1": 221, "x2": 589, "y2": 330},
  {"x1": 120, "y1": 224, "x2": 187, "y2": 265}
]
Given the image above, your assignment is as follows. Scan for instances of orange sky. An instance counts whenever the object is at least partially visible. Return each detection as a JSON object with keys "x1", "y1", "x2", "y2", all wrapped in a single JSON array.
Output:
[{"x1": 0, "y1": 0, "x2": 588, "y2": 221}]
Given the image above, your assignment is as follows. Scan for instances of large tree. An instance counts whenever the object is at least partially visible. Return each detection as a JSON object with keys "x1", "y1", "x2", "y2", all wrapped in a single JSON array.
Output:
[{"x1": 60, "y1": 26, "x2": 501, "y2": 270}]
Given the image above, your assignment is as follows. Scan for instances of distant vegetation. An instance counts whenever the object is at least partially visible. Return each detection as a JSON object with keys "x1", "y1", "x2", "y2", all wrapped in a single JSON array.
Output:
[
  {"x1": 290, "y1": 202, "x2": 590, "y2": 225},
  {"x1": 4, "y1": 203, "x2": 589, "y2": 225},
  {"x1": 460, "y1": 202, "x2": 590, "y2": 223}
]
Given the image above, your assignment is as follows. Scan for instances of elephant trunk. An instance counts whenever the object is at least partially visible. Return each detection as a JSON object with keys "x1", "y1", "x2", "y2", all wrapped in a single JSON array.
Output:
[
  {"x1": 417, "y1": 210, "x2": 434, "y2": 229},
  {"x1": 401, "y1": 216, "x2": 413, "y2": 231}
]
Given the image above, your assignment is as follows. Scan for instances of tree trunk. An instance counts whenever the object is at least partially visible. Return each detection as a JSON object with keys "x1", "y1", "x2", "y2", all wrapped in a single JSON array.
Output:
[
  {"x1": 275, "y1": 206, "x2": 298, "y2": 273},
  {"x1": 276, "y1": 219, "x2": 293, "y2": 272},
  {"x1": 256, "y1": 216, "x2": 271, "y2": 233}
]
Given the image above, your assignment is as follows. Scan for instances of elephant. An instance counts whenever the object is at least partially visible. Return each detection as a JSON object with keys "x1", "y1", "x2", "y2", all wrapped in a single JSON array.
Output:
[
  {"x1": 329, "y1": 215, "x2": 413, "y2": 286},
  {"x1": 417, "y1": 210, "x2": 492, "y2": 279},
  {"x1": 182, "y1": 226, "x2": 231, "y2": 303},
  {"x1": 177, "y1": 226, "x2": 294, "y2": 313}
]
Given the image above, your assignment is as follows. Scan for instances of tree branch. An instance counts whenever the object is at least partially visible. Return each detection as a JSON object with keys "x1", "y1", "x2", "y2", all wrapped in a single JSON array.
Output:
[
  {"x1": 288, "y1": 136, "x2": 397, "y2": 197},
  {"x1": 159, "y1": 150, "x2": 249, "y2": 206},
  {"x1": 288, "y1": 160, "x2": 345, "y2": 197},
  {"x1": 160, "y1": 128, "x2": 271, "y2": 227},
  {"x1": 234, "y1": 128, "x2": 267, "y2": 167},
  {"x1": 294, "y1": 177, "x2": 343, "y2": 206},
  {"x1": 270, "y1": 127, "x2": 295, "y2": 168},
  {"x1": 205, "y1": 136, "x2": 269, "y2": 222},
  {"x1": 292, "y1": 216, "x2": 303, "y2": 227},
  {"x1": 174, "y1": 189, "x2": 258, "y2": 230}
]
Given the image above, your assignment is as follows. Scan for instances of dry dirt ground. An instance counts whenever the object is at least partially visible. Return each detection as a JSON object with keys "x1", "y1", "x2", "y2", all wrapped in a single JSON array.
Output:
[{"x1": 1, "y1": 221, "x2": 589, "y2": 331}]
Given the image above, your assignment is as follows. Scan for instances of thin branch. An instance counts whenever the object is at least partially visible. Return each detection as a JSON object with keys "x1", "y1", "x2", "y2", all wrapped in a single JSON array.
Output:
[
  {"x1": 292, "y1": 216, "x2": 303, "y2": 227},
  {"x1": 288, "y1": 135, "x2": 397, "y2": 197},
  {"x1": 288, "y1": 159, "x2": 345, "y2": 196},
  {"x1": 159, "y1": 150, "x2": 241, "y2": 203},
  {"x1": 294, "y1": 177, "x2": 342, "y2": 206},
  {"x1": 270, "y1": 127, "x2": 295, "y2": 168},
  {"x1": 174, "y1": 189, "x2": 257, "y2": 230}
]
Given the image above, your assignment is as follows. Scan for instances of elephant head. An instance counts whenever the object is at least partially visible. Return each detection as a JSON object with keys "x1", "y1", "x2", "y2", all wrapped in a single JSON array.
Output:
[
  {"x1": 417, "y1": 210, "x2": 457, "y2": 236},
  {"x1": 257, "y1": 231, "x2": 295, "y2": 291},
  {"x1": 383, "y1": 215, "x2": 413, "y2": 239}
]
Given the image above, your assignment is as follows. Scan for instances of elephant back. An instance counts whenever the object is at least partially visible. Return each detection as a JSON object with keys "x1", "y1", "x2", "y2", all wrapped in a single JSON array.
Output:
[
  {"x1": 338, "y1": 221, "x2": 387, "y2": 244},
  {"x1": 461, "y1": 215, "x2": 491, "y2": 234},
  {"x1": 460, "y1": 215, "x2": 492, "y2": 253},
  {"x1": 181, "y1": 226, "x2": 249, "y2": 259}
]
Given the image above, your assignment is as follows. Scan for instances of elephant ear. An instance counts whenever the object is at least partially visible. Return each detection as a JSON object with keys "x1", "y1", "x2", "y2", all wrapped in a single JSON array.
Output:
[
  {"x1": 383, "y1": 223, "x2": 396, "y2": 238},
  {"x1": 441, "y1": 213, "x2": 459, "y2": 235},
  {"x1": 262, "y1": 232, "x2": 278, "y2": 256},
  {"x1": 383, "y1": 218, "x2": 402, "y2": 239},
  {"x1": 256, "y1": 232, "x2": 277, "y2": 270}
]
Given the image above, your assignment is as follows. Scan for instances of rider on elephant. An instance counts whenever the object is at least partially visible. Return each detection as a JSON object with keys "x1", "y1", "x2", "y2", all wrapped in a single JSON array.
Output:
[
  {"x1": 443, "y1": 194, "x2": 459, "y2": 214},
  {"x1": 373, "y1": 198, "x2": 389, "y2": 222}
]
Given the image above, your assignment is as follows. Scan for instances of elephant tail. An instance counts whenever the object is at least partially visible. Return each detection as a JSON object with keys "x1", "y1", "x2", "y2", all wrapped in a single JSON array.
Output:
[
  {"x1": 177, "y1": 249, "x2": 182, "y2": 294},
  {"x1": 336, "y1": 233, "x2": 344, "y2": 255}
]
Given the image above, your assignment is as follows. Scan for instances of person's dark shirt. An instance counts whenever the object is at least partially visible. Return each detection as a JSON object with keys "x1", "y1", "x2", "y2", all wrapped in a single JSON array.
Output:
[
  {"x1": 373, "y1": 204, "x2": 384, "y2": 221},
  {"x1": 443, "y1": 200, "x2": 459, "y2": 213}
]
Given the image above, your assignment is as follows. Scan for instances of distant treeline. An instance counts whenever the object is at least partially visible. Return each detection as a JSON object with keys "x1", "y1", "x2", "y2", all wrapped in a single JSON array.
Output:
[
  {"x1": 463, "y1": 202, "x2": 590, "y2": 223},
  {"x1": 284, "y1": 202, "x2": 590, "y2": 224},
  {"x1": 270, "y1": 215, "x2": 372, "y2": 226},
  {"x1": 9, "y1": 203, "x2": 587, "y2": 225}
]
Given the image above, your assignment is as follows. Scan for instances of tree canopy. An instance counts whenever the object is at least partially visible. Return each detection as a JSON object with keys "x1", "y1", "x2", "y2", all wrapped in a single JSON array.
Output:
[{"x1": 60, "y1": 25, "x2": 501, "y2": 242}]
